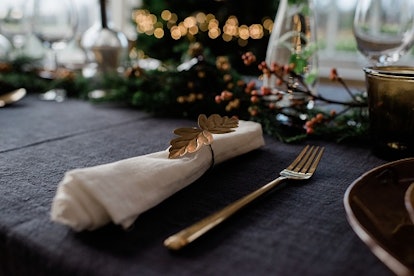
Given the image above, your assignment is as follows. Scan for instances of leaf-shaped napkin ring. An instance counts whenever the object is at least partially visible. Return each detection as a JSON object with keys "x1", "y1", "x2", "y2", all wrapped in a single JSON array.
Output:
[{"x1": 168, "y1": 114, "x2": 239, "y2": 161}]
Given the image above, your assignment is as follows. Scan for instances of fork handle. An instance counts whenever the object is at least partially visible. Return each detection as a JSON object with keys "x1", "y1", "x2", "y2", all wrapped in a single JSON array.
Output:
[{"x1": 164, "y1": 176, "x2": 288, "y2": 250}]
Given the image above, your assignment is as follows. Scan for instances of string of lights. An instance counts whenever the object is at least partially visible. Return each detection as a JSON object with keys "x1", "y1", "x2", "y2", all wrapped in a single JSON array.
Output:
[{"x1": 133, "y1": 9, "x2": 274, "y2": 47}]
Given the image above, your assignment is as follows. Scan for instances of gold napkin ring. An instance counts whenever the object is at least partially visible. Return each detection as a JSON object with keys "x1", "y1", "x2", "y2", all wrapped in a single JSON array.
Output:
[{"x1": 168, "y1": 114, "x2": 239, "y2": 159}]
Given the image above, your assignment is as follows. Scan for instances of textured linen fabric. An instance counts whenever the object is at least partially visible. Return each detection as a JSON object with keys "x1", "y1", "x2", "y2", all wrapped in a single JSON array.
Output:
[
  {"x1": 51, "y1": 120, "x2": 265, "y2": 231},
  {"x1": 0, "y1": 95, "x2": 394, "y2": 276}
]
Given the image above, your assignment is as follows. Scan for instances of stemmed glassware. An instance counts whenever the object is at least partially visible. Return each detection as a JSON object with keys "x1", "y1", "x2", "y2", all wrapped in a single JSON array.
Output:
[
  {"x1": 31, "y1": 0, "x2": 77, "y2": 100},
  {"x1": 353, "y1": 0, "x2": 414, "y2": 66},
  {"x1": 0, "y1": 0, "x2": 32, "y2": 58}
]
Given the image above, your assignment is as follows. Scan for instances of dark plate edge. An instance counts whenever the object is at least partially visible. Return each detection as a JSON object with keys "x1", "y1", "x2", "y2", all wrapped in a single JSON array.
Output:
[{"x1": 343, "y1": 158, "x2": 414, "y2": 276}]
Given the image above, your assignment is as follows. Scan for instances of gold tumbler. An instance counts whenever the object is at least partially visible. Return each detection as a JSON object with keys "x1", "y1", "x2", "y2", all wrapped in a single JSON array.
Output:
[{"x1": 364, "y1": 66, "x2": 414, "y2": 160}]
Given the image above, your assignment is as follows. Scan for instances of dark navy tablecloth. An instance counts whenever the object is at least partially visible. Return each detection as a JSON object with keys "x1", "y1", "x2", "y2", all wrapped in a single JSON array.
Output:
[{"x1": 0, "y1": 94, "x2": 392, "y2": 275}]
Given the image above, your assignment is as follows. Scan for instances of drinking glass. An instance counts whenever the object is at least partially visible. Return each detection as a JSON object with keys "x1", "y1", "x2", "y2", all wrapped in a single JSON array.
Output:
[
  {"x1": 32, "y1": 0, "x2": 77, "y2": 77},
  {"x1": 0, "y1": 0, "x2": 32, "y2": 57},
  {"x1": 353, "y1": 0, "x2": 414, "y2": 65}
]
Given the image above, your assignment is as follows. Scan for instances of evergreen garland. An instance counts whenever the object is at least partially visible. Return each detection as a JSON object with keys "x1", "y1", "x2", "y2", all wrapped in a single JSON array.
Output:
[{"x1": 0, "y1": 48, "x2": 369, "y2": 144}]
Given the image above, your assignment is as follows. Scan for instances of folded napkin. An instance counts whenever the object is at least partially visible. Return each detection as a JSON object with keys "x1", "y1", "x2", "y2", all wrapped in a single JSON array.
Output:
[{"x1": 51, "y1": 120, "x2": 265, "y2": 231}]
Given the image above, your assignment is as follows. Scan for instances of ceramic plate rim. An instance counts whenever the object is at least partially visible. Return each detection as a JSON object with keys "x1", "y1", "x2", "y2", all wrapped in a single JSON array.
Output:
[{"x1": 344, "y1": 157, "x2": 414, "y2": 276}]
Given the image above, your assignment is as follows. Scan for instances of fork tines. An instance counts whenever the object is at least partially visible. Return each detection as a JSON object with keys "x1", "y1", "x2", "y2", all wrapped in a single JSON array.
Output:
[{"x1": 288, "y1": 145, "x2": 324, "y2": 174}]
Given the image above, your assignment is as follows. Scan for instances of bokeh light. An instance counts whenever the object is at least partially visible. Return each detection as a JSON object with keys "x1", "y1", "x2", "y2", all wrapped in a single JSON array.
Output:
[{"x1": 133, "y1": 9, "x2": 273, "y2": 46}]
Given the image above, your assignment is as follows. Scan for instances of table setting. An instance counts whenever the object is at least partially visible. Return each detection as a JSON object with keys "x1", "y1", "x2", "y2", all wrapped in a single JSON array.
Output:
[
  {"x1": 0, "y1": 97, "x2": 391, "y2": 275},
  {"x1": 1, "y1": 0, "x2": 414, "y2": 275}
]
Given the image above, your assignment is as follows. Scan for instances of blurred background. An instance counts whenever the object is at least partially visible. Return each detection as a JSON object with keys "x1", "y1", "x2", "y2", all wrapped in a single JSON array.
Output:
[{"x1": 1, "y1": 0, "x2": 413, "y2": 82}]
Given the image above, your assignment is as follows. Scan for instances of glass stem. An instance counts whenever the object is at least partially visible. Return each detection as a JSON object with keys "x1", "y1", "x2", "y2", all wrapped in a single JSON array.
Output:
[
  {"x1": 44, "y1": 47, "x2": 59, "y2": 72},
  {"x1": 100, "y1": 0, "x2": 108, "y2": 29}
]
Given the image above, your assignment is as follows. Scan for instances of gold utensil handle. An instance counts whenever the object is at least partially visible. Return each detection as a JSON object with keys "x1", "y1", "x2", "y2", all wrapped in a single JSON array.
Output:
[{"x1": 164, "y1": 176, "x2": 286, "y2": 250}]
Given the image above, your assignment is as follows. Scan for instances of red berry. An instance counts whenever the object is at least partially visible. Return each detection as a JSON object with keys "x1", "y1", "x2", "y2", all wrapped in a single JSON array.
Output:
[
  {"x1": 215, "y1": 95, "x2": 222, "y2": 104},
  {"x1": 316, "y1": 113, "x2": 324, "y2": 122},
  {"x1": 250, "y1": 95, "x2": 260, "y2": 103}
]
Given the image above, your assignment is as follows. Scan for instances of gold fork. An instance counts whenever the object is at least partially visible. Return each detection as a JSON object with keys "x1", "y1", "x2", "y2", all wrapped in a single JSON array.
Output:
[{"x1": 164, "y1": 145, "x2": 325, "y2": 250}]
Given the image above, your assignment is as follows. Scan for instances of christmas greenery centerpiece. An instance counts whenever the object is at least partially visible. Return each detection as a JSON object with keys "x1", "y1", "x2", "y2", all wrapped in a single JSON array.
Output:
[{"x1": 94, "y1": 44, "x2": 368, "y2": 143}]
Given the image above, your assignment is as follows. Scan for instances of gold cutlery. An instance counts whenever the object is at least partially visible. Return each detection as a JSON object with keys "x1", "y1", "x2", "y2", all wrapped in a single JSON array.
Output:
[{"x1": 164, "y1": 145, "x2": 325, "y2": 250}]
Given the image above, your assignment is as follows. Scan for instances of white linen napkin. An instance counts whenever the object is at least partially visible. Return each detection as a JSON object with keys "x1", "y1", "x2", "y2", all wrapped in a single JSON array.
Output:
[{"x1": 51, "y1": 120, "x2": 265, "y2": 231}]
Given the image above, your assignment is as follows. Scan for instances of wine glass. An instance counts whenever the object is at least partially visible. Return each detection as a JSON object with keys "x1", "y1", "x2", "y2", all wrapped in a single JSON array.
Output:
[
  {"x1": 32, "y1": 0, "x2": 77, "y2": 101},
  {"x1": 353, "y1": 0, "x2": 414, "y2": 66},
  {"x1": 0, "y1": 0, "x2": 32, "y2": 58}
]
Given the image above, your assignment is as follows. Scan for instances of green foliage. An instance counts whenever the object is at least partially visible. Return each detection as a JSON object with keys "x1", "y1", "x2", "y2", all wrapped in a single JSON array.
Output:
[
  {"x1": 308, "y1": 108, "x2": 369, "y2": 143},
  {"x1": 0, "y1": 49, "x2": 368, "y2": 144}
]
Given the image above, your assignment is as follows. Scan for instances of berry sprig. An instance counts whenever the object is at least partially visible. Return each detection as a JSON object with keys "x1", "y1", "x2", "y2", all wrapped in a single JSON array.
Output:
[{"x1": 217, "y1": 52, "x2": 368, "y2": 141}]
